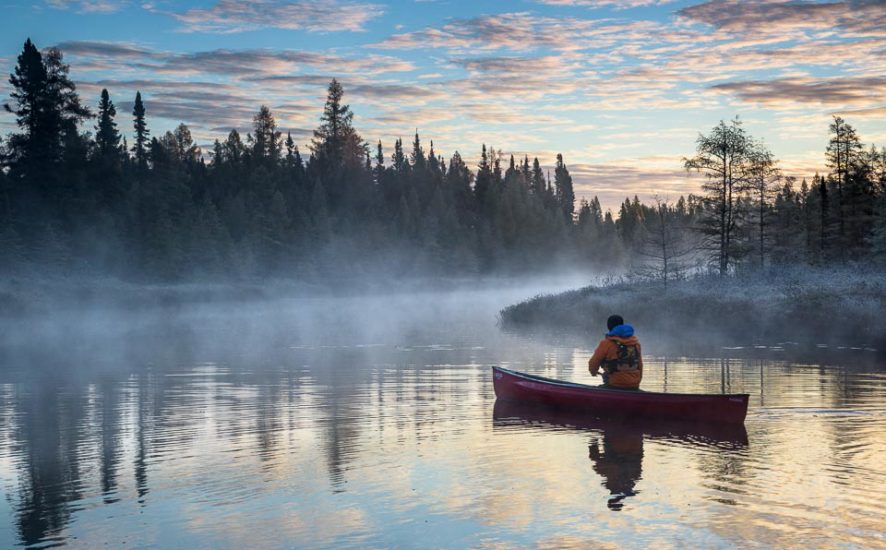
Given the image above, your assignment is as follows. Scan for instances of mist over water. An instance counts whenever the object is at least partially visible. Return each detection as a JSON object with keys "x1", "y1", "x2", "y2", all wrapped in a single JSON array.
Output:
[{"x1": 0, "y1": 279, "x2": 884, "y2": 549}]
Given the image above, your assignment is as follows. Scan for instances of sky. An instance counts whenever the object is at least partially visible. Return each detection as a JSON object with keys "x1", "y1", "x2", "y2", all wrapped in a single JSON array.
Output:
[{"x1": 1, "y1": 0, "x2": 884, "y2": 210}]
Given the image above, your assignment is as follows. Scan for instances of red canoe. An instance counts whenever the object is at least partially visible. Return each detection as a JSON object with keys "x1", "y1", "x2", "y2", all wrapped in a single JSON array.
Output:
[{"x1": 492, "y1": 366, "x2": 749, "y2": 424}]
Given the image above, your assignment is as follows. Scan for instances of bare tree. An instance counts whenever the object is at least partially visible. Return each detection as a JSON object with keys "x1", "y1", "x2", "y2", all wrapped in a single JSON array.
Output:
[
  {"x1": 684, "y1": 118, "x2": 754, "y2": 276},
  {"x1": 636, "y1": 198, "x2": 697, "y2": 289}
]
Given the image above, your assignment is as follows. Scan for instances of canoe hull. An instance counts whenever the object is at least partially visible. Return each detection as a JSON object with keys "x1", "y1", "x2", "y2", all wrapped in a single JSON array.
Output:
[{"x1": 492, "y1": 366, "x2": 749, "y2": 424}]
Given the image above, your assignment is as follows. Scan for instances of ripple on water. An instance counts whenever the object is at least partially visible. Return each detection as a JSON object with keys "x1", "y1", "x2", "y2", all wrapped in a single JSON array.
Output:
[{"x1": 0, "y1": 339, "x2": 884, "y2": 549}]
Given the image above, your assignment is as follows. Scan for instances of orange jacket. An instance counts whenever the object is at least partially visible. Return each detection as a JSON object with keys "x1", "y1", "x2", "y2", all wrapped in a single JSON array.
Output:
[{"x1": 588, "y1": 335, "x2": 643, "y2": 389}]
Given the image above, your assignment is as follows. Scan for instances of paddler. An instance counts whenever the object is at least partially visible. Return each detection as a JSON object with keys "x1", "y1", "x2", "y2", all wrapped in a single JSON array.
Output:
[{"x1": 588, "y1": 315, "x2": 643, "y2": 390}]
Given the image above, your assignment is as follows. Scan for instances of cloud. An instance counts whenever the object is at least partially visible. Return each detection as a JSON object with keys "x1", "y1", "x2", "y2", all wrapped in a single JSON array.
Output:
[
  {"x1": 451, "y1": 54, "x2": 587, "y2": 99},
  {"x1": 46, "y1": 0, "x2": 128, "y2": 13},
  {"x1": 80, "y1": 79, "x2": 259, "y2": 131},
  {"x1": 116, "y1": 98, "x2": 254, "y2": 128},
  {"x1": 567, "y1": 158, "x2": 703, "y2": 211},
  {"x1": 536, "y1": 0, "x2": 673, "y2": 8},
  {"x1": 171, "y1": 0, "x2": 385, "y2": 33},
  {"x1": 832, "y1": 106, "x2": 886, "y2": 119},
  {"x1": 348, "y1": 83, "x2": 439, "y2": 100},
  {"x1": 207, "y1": 126, "x2": 314, "y2": 139},
  {"x1": 373, "y1": 12, "x2": 615, "y2": 52},
  {"x1": 709, "y1": 76, "x2": 886, "y2": 109},
  {"x1": 54, "y1": 41, "x2": 415, "y2": 77},
  {"x1": 163, "y1": 50, "x2": 414, "y2": 76},
  {"x1": 678, "y1": 0, "x2": 886, "y2": 39},
  {"x1": 54, "y1": 40, "x2": 158, "y2": 60},
  {"x1": 247, "y1": 74, "x2": 338, "y2": 86}
]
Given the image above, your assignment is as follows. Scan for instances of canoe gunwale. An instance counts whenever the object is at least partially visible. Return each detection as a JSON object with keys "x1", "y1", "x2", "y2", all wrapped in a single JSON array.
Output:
[{"x1": 492, "y1": 366, "x2": 750, "y2": 400}]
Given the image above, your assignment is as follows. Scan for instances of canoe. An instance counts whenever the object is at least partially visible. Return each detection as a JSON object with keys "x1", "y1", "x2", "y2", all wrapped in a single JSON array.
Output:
[{"x1": 492, "y1": 366, "x2": 749, "y2": 424}]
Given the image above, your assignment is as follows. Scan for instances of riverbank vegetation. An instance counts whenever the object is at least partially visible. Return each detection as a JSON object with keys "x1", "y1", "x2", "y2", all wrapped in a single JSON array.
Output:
[{"x1": 499, "y1": 267, "x2": 886, "y2": 350}]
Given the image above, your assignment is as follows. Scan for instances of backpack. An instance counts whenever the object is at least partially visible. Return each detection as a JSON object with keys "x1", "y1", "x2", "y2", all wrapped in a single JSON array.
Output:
[{"x1": 605, "y1": 341, "x2": 639, "y2": 373}]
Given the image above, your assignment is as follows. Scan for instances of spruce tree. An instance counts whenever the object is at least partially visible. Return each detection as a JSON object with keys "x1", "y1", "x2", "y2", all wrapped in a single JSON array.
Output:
[
  {"x1": 285, "y1": 131, "x2": 295, "y2": 166},
  {"x1": 223, "y1": 129, "x2": 245, "y2": 166},
  {"x1": 817, "y1": 174, "x2": 830, "y2": 260},
  {"x1": 252, "y1": 105, "x2": 281, "y2": 163},
  {"x1": 475, "y1": 144, "x2": 492, "y2": 210},
  {"x1": 95, "y1": 89, "x2": 120, "y2": 157},
  {"x1": 312, "y1": 79, "x2": 362, "y2": 168},
  {"x1": 132, "y1": 91, "x2": 149, "y2": 167},
  {"x1": 374, "y1": 140, "x2": 385, "y2": 185},
  {"x1": 554, "y1": 153, "x2": 574, "y2": 223},
  {"x1": 410, "y1": 131, "x2": 425, "y2": 170},
  {"x1": 4, "y1": 39, "x2": 49, "y2": 174},
  {"x1": 392, "y1": 138, "x2": 406, "y2": 174},
  {"x1": 5, "y1": 40, "x2": 88, "y2": 231},
  {"x1": 531, "y1": 157, "x2": 545, "y2": 195}
]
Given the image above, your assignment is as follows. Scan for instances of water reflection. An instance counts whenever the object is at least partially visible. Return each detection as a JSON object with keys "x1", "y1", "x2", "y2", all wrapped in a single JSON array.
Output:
[
  {"x1": 492, "y1": 400, "x2": 750, "y2": 512},
  {"x1": 588, "y1": 429, "x2": 643, "y2": 511},
  {"x1": 0, "y1": 288, "x2": 883, "y2": 549}
]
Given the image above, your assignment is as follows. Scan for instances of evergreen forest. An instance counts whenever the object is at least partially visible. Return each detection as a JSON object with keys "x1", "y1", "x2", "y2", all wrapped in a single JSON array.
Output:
[{"x1": 2, "y1": 39, "x2": 885, "y2": 284}]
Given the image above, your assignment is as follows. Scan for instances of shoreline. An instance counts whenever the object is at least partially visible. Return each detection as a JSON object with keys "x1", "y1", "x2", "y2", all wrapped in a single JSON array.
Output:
[{"x1": 499, "y1": 269, "x2": 886, "y2": 355}]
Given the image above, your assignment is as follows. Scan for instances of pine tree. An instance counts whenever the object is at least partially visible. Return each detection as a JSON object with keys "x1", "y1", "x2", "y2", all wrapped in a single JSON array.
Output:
[
  {"x1": 4, "y1": 39, "x2": 49, "y2": 174},
  {"x1": 44, "y1": 47, "x2": 90, "y2": 132},
  {"x1": 392, "y1": 138, "x2": 407, "y2": 174},
  {"x1": 4, "y1": 39, "x2": 89, "y2": 232},
  {"x1": 817, "y1": 174, "x2": 830, "y2": 260},
  {"x1": 748, "y1": 143, "x2": 779, "y2": 269},
  {"x1": 447, "y1": 151, "x2": 474, "y2": 225},
  {"x1": 284, "y1": 131, "x2": 295, "y2": 166},
  {"x1": 410, "y1": 130, "x2": 425, "y2": 171},
  {"x1": 252, "y1": 105, "x2": 282, "y2": 163},
  {"x1": 428, "y1": 140, "x2": 440, "y2": 176},
  {"x1": 826, "y1": 116, "x2": 862, "y2": 254},
  {"x1": 531, "y1": 157, "x2": 545, "y2": 196},
  {"x1": 554, "y1": 153, "x2": 574, "y2": 223},
  {"x1": 374, "y1": 140, "x2": 385, "y2": 185},
  {"x1": 95, "y1": 89, "x2": 120, "y2": 158},
  {"x1": 223, "y1": 129, "x2": 245, "y2": 166},
  {"x1": 475, "y1": 144, "x2": 492, "y2": 211},
  {"x1": 311, "y1": 79, "x2": 363, "y2": 169},
  {"x1": 173, "y1": 124, "x2": 200, "y2": 164},
  {"x1": 211, "y1": 139, "x2": 224, "y2": 167},
  {"x1": 132, "y1": 91, "x2": 149, "y2": 167}
]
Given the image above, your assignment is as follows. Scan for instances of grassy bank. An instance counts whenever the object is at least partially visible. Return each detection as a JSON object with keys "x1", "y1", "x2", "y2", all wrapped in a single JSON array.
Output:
[{"x1": 500, "y1": 268, "x2": 886, "y2": 352}]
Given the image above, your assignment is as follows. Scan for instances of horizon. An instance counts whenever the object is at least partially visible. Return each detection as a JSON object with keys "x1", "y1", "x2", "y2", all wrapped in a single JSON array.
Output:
[{"x1": 1, "y1": 0, "x2": 884, "y2": 211}]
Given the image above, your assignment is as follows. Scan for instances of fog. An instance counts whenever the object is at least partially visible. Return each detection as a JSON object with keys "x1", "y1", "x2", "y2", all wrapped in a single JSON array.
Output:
[
  {"x1": 3, "y1": 266, "x2": 884, "y2": 384},
  {"x1": 0, "y1": 274, "x2": 596, "y2": 382},
  {"x1": 2, "y1": 274, "x2": 885, "y2": 549}
]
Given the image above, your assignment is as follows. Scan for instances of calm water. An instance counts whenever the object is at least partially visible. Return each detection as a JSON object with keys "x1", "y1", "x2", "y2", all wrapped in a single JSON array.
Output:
[{"x1": 0, "y1": 284, "x2": 884, "y2": 549}]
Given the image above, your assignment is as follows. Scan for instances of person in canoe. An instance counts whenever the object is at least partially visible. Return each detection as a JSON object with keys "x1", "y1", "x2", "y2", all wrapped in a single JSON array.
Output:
[{"x1": 588, "y1": 315, "x2": 643, "y2": 389}]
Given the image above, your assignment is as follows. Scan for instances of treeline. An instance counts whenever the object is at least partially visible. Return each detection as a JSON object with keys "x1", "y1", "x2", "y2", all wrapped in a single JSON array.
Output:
[
  {"x1": 0, "y1": 40, "x2": 598, "y2": 280},
  {"x1": 678, "y1": 117, "x2": 886, "y2": 279},
  {"x1": 1, "y1": 39, "x2": 885, "y2": 283}
]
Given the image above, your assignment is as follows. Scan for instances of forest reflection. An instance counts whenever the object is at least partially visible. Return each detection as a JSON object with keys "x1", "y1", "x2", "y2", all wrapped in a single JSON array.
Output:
[{"x1": 0, "y1": 291, "x2": 883, "y2": 548}]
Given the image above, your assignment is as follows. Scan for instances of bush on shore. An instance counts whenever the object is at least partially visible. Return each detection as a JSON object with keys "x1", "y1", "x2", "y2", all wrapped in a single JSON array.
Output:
[{"x1": 500, "y1": 268, "x2": 886, "y2": 351}]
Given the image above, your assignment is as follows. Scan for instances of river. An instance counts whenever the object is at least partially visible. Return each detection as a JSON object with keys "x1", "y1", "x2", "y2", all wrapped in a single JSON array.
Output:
[{"x1": 0, "y1": 282, "x2": 884, "y2": 548}]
